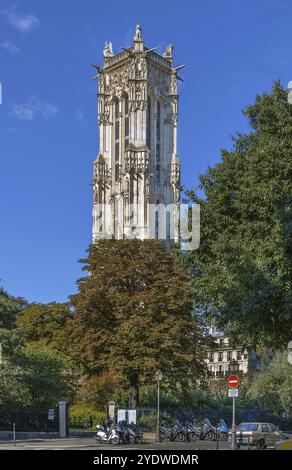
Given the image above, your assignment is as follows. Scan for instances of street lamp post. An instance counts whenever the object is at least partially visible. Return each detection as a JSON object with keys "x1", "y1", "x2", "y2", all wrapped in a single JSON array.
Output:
[
  {"x1": 154, "y1": 370, "x2": 163, "y2": 442},
  {"x1": 229, "y1": 360, "x2": 239, "y2": 450}
]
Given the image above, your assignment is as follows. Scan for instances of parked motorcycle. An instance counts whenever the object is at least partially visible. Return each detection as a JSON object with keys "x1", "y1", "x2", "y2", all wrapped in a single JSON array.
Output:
[
  {"x1": 117, "y1": 421, "x2": 143, "y2": 444},
  {"x1": 193, "y1": 418, "x2": 216, "y2": 440},
  {"x1": 216, "y1": 418, "x2": 229, "y2": 441},
  {"x1": 184, "y1": 420, "x2": 198, "y2": 442},
  {"x1": 159, "y1": 421, "x2": 182, "y2": 442},
  {"x1": 95, "y1": 420, "x2": 121, "y2": 444}
]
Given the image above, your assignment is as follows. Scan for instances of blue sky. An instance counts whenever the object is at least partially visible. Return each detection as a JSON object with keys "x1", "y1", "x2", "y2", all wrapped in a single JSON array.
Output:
[{"x1": 0, "y1": 0, "x2": 291, "y2": 303}]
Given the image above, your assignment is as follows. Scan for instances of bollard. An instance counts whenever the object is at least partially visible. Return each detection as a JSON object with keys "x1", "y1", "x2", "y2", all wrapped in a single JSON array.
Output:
[
  {"x1": 13, "y1": 422, "x2": 16, "y2": 447},
  {"x1": 59, "y1": 400, "x2": 68, "y2": 438}
]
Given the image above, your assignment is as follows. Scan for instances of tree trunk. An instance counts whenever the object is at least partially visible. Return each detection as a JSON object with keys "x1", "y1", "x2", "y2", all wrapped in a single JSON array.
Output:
[{"x1": 130, "y1": 373, "x2": 139, "y2": 409}]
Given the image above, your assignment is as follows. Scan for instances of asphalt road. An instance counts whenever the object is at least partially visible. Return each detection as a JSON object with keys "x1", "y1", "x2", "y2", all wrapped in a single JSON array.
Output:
[{"x1": 0, "y1": 437, "x2": 251, "y2": 450}]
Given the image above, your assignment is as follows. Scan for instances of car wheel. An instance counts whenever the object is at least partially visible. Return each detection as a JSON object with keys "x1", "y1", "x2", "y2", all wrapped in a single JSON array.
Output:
[{"x1": 256, "y1": 439, "x2": 265, "y2": 449}]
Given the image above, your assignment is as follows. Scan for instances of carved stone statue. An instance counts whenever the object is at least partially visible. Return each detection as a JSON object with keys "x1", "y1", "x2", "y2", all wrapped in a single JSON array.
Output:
[
  {"x1": 134, "y1": 25, "x2": 142, "y2": 41},
  {"x1": 103, "y1": 41, "x2": 113, "y2": 58},
  {"x1": 163, "y1": 44, "x2": 174, "y2": 60}
]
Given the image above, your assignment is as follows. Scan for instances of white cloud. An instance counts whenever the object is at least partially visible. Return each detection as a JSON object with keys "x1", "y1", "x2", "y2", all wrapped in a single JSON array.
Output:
[
  {"x1": 5, "y1": 6, "x2": 39, "y2": 33},
  {"x1": 0, "y1": 40, "x2": 19, "y2": 53},
  {"x1": 11, "y1": 96, "x2": 58, "y2": 121}
]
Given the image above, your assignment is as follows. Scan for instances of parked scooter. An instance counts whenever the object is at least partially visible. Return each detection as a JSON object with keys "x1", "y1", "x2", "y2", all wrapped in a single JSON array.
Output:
[
  {"x1": 216, "y1": 418, "x2": 229, "y2": 441},
  {"x1": 193, "y1": 418, "x2": 216, "y2": 440},
  {"x1": 95, "y1": 420, "x2": 121, "y2": 444},
  {"x1": 184, "y1": 420, "x2": 198, "y2": 442},
  {"x1": 117, "y1": 421, "x2": 143, "y2": 444},
  {"x1": 159, "y1": 420, "x2": 186, "y2": 442}
]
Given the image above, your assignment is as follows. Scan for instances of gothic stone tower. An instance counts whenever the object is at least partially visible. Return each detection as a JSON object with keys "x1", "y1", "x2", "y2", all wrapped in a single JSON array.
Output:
[{"x1": 92, "y1": 25, "x2": 182, "y2": 242}]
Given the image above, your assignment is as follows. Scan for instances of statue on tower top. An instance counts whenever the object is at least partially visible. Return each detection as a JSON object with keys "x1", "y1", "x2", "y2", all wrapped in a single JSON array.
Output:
[
  {"x1": 163, "y1": 44, "x2": 174, "y2": 60},
  {"x1": 103, "y1": 41, "x2": 113, "y2": 58},
  {"x1": 134, "y1": 24, "x2": 142, "y2": 41}
]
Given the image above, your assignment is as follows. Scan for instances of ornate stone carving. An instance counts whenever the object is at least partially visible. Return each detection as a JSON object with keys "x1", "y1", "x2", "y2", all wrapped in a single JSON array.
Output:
[
  {"x1": 147, "y1": 64, "x2": 170, "y2": 96},
  {"x1": 108, "y1": 65, "x2": 131, "y2": 98},
  {"x1": 163, "y1": 44, "x2": 174, "y2": 60},
  {"x1": 98, "y1": 95, "x2": 111, "y2": 125},
  {"x1": 169, "y1": 72, "x2": 178, "y2": 95}
]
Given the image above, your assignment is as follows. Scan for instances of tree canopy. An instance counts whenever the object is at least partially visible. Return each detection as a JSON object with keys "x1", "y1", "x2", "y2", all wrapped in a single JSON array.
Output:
[
  {"x1": 67, "y1": 239, "x2": 210, "y2": 407},
  {"x1": 248, "y1": 352, "x2": 292, "y2": 415},
  {"x1": 186, "y1": 82, "x2": 292, "y2": 349},
  {"x1": 0, "y1": 288, "x2": 27, "y2": 329}
]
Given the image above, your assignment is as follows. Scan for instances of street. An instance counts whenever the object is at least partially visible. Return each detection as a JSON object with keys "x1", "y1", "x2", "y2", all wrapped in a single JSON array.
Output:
[{"x1": 0, "y1": 436, "x2": 260, "y2": 450}]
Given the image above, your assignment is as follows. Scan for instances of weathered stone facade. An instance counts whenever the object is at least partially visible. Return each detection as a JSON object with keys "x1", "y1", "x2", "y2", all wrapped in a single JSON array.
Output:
[{"x1": 92, "y1": 26, "x2": 182, "y2": 241}]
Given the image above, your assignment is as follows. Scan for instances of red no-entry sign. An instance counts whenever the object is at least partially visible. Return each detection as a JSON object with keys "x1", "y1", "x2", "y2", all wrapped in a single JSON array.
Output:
[{"x1": 228, "y1": 375, "x2": 239, "y2": 389}]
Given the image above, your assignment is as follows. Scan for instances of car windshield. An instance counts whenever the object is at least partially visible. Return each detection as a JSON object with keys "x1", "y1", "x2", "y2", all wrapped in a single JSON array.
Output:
[{"x1": 237, "y1": 423, "x2": 258, "y2": 431}]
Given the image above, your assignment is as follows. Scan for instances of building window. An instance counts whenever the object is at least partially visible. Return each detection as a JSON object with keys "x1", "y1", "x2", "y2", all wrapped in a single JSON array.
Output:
[
  {"x1": 155, "y1": 210, "x2": 159, "y2": 239},
  {"x1": 166, "y1": 211, "x2": 170, "y2": 240},
  {"x1": 147, "y1": 96, "x2": 151, "y2": 149},
  {"x1": 156, "y1": 101, "x2": 161, "y2": 183},
  {"x1": 115, "y1": 100, "x2": 120, "y2": 182},
  {"x1": 124, "y1": 95, "x2": 129, "y2": 149},
  {"x1": 209, "y1": 352, "x2": 214, "y2": 361},
  {"x1": 237, "y1": 351, "x2": 242, "y2": 361},
  {"x1": 219, "y1": 339, "x2": 224, "y2": 348},
  {"x1": 227, "y1": 351, "x2": 232, "y2": 361},
  {"x1": 218, "y1": 352, "x2": 223, "y2": 362}
]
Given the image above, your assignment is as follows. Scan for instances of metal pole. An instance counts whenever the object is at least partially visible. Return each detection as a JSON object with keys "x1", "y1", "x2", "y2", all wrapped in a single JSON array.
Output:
[
  {"x1": 231, "y1": 397, "x2": 236, "y2": 450},
  {"x1": 156, "y1": 378, "x2": 160, "y2": 442},
  {"x1": 13, "y1": 422, "x2": 16, "y2": 447}
]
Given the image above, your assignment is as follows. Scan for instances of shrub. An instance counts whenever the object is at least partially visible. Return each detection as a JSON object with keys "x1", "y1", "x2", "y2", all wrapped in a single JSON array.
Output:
[{"x1": 69, "y1": 403, "x2": 106, "y2": 428}]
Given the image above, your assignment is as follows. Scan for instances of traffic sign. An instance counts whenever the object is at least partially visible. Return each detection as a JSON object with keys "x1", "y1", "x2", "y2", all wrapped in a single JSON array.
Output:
[
  {"x1": 228, "y1": 388, "x2": 239, "y2": 398},
  {"x1": 228, "y1": 375, "x2": 239, "y2": 389}
]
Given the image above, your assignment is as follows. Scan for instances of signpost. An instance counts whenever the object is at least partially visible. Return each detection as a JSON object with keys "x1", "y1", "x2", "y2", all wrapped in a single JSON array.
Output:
[
  {"x1": 228, "y1": 375, "x2": 239, "y2": 389},
  {"x1": 228, "y1": 388, "x2": 239, "y2": 398},
  {"x1": 154, "y1": 370, "x2": 163, "y2": 442},
  {"x1": 228, "y1": 374, "x2": 239, "y2": 450}
]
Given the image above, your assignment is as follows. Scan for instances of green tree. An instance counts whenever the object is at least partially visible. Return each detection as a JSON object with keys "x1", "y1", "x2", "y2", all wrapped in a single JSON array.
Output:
[
  {"x1": 16, "y1": 302, "x2": 72, "y2": 350},
  {"x1": 0, "y1": 344, "x2": 77, "y2": 408},
  {"x1": 185, "y1": 82, "x2": 292, "y2": 349},
  {"x1": 248, "y1": 352, "x2": 292, "y2": 414},
  {"x1": 68, "y1": 239, "x2": 209, "y2": 408},
  {"x1": 0, "y1": 288, "x2": 27, "y2": 329}
]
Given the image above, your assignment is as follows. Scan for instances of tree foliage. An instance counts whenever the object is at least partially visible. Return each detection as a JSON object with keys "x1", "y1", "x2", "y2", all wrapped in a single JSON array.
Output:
[
  {"x1": 0, "y1": 344, "x2": 77, "y2": 408},
  {"x1": 0, "y1": 288, "x2": 27, "y2": 329},
  {"x1": 186, "y1": 82, "x2": 292, "y2": 349},
  {"x1": 67, "y1": 239, "x2": 210, "y2": 407},
  {"x1": 16, "y1": 302, "x2": 72, "y2": 351},
  {"x1": 248, "y1": 352, "x2": 292, "y2": 414}
]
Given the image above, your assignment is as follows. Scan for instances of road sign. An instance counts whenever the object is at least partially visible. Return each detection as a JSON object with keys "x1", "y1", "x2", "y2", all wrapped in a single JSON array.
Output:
[
  {"x1": 228, "y1": 388, "x2": 239, "y2": 398},
  {"x1": 228, "y1": 375, "x2": 239, "y2": 389}
]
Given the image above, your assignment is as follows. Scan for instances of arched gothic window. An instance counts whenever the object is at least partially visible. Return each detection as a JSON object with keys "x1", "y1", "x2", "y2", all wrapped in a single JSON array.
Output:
[
  {"x1": 146, "y1": 96, "x2": 151, "y2": 149},
  {"x1": 115, "y1": 100, "x2": 120, "y2": 181},
  {"x1": 156, "y1": 101, "x2": 161, "y2": 183},
  {"x1": 124, "y1": 95, "x2": 129, "y2": 149}
]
